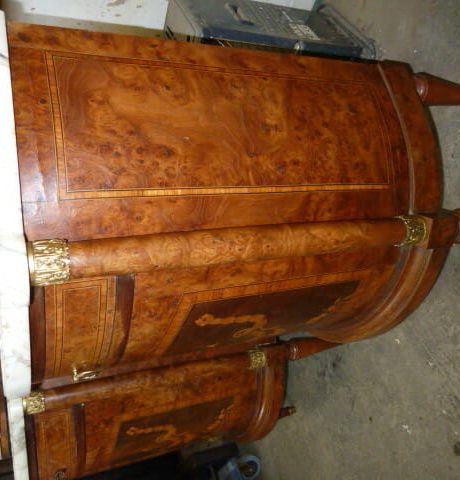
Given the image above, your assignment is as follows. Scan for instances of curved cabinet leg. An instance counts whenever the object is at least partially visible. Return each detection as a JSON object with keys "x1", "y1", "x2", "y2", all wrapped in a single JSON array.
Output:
[
  {"x1": 279, "y1": 406, "x2": 296, "y2": 419},
  {"x1": 414, "y1": 73, "x2": 460, "y2": 105},
  {"x1": 286, "y1": 338, "x2": 337, "y2": 361},
  {"x1": 454, "y1": 210, "x2": 460, "y2": 244}
]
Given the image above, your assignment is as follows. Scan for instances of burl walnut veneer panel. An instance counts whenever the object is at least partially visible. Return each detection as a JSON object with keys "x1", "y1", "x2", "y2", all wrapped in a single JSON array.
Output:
[
  {"x1": 9, "y1": 22, "x2": 459, "y2": 480},
  {"x1": 14, "y1": 23, "x2": 450, "y2": 390},
  {"x1": 42, "y1": 277, "x2": 117, "y2": 379},
  {"x1": 31, "y1": 248, "x2": 398, "y2": 385},
  {"x1": 28, "y1": 350, "x2": 285, "y2": 479},
  {"x1": 8, "y1": 23, "x2": 413, "y2": 242},
  {"x1": 49, "y1": 53, "x2": 389, "y2": 196}
]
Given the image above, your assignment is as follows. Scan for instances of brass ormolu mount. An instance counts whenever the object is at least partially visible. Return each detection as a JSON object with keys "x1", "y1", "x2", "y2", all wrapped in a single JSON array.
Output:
[
  {"x1": 396, "y1": 215, "x2": 427, "y2": 246},
  {"x1": 23, "y1": 391, "x2": 45, "y2": 415},
  {"x1": 248, "y1": 350, "x2": 267, "y2": 369},
  {"x1": 27, "y1": 239, "x2": 70, "y2": 287}
]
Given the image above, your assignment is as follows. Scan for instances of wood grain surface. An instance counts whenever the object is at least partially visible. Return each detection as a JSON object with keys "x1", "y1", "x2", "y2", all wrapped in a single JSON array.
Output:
[
  {"x1": 414, "y1": 72, "x2": 460, "y2": 106},
  {"x1": 32, "y1": 252, "x2": 397, "y2": 382},
  {"x1": 28, "y1": 350, "x2": 286, "y2": 478},
  {"x1": 13, "y1": 23, "x2": 448, "y2": 385},
  {"x1": 8, "y1": 23, "x2": 411, "y2": 242},
  {"x1": 43, "y1": 277, "x2": 117, "y2": 379},
  {"x1": 67, "y1": 219, "x2": 407, "y2": 278},
  {"x1": 48, "y1": 53, "x2": 390, "y2": 197},
  {"x1": 8, "y1": 22, "x2": 454, "y2": 478}
]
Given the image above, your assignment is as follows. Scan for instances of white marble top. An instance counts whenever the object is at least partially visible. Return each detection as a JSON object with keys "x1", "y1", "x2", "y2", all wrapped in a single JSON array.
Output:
[{"x1": 0, "y1": 10, "x2": 31, "y2": 479}]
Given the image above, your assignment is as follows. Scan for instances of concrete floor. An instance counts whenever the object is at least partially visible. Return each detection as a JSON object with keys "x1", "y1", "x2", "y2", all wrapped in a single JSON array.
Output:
[{"x1": 247, "y1": 1, "x2": 460, "y2": 479}]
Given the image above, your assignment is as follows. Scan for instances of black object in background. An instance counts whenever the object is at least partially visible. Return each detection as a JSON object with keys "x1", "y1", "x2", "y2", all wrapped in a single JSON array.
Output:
[
  {"x1": 0, "y1": 458, "x2": 13, "y2": 480},
  {"x1": 180, "y1": 442, "x2": 240, "y2": 480},
  {"x1": 78, "y1": 452, "x2": 180, "y2": 480},
  {"x1": 77, "y1": 443, "x2": 240, "y2": 480}
]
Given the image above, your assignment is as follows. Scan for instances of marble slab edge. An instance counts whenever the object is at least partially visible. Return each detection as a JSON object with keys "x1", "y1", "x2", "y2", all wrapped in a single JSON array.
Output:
[{"x1": 0, "y1": 10, "x2": 32, "y2": 480}]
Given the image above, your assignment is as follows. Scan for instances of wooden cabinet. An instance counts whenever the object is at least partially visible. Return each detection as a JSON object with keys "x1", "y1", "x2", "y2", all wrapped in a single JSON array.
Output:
[
  {"x1": 26, "y1": 346, "x2": 287, "y2": 479},
  {"x1": 1, "y1": 21, "x2": 459, "y2": 480}
]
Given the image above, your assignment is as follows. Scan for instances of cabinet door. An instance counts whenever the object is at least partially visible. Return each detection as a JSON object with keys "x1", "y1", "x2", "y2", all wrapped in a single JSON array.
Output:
[
  {"x1": 27, "y1": 350, "x2": 285, "y2": 479},
  {"x1": 9, "y1": 23, "x2": 409, "y2": 243},
  {"x1": 31, "y1": 249, "x2": 399, "y2": 385}
]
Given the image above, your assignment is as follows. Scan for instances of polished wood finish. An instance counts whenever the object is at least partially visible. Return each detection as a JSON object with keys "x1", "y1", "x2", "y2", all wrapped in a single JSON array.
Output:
[
  {"x1": 5, "y1": 22, "x2": 458, "y2": 480},
  {"x1": 24, "y1": 416, "x2": 39, "y2": 480},
  {"x1": 287, "y1": 338, "x2": 337, "y2": 361},
  {"x1": 12, "y1": 22, "x2": 446, "y2": 368},
  {"x1": 22, "y1": 338, "x2": 335, "y2": 479},
  {"x1": 27, "y1": 348, "x2": 286, "y2": 479},
  {"x1": 29, "y1": 287, "x2": 46, "y2": 385},
  {"x1": 414, "y1": 72, "x2": 460, "y2": 105},
  {"x1": 8, "y1": 18, "x2": 450, "y2": 377},
  {"x1": 9, "y1": 22, "x2": 410, "y2": 244},
  {"x1": 454, "y1": 210, "x2": 460, "y2": 244},
  {"x1": 0, "y1": 396, "x2": 10, "y2": 460},
  {"x1": 111, "y1": 275, "x2": 135, "y2": 367},
  {"x1": 379, "y1": 62, "x2": 441, "y2": 213},
  {"x1": 34, "y1": 262, "x2": 393, "y2": 382},
  {"x1": 279, "y1": 406, "x2": 297, "y2": 419},
  {"x1": 42, "y1": 277, "x2": 117, "y2": 380},
  {"x1": 67, "y1": 219, "x2": 407, "y2": 279},
  {"x1": 418, "y1": 211, "x2": 459, "y2": 249}
]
